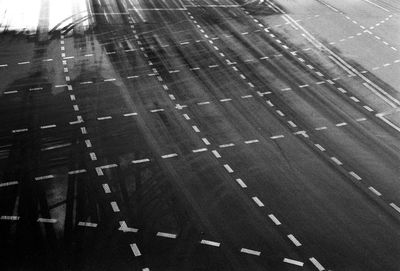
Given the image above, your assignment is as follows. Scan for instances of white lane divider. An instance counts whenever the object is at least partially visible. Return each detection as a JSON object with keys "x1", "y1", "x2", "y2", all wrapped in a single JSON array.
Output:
[
  {"x1": 283, "y1": 258, "x2": 304, "y2": 266},
  {"x1": 240, "y1": 248, "x2": 261, "y2": 256},
  {"x1": 200, "y1": 239, "x2": 220, "y2": 247}
]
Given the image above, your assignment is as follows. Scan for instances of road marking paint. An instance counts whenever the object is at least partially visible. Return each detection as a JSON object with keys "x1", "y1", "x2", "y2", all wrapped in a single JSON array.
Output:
[
  {"x1": 161, "y1": 153, "x2": 178, "y2": 159},
  {"x1": 368, "y1": 186, "x2": 382, "y2": 196},
  {"x1": 150, "y1": 109, "x2": 164, "y2": 113},
  {"x1": 80, "y1": 81, "x2": 93, "y2": 85},
  {"x1": 200, "y1": 239, "x2": 220, "y2": 247},
  {"x1": 270, "y1": 135, "x2": 284, "y2": 139},
  {"x1": 130, "y1": 244, "x2": 141, "y2": 256},
  {"x1": 283, "y1": 258, "x2": 304, "y2": 266},
  {"x1": 89, "y1": 152, "x2": 97, "y2": 161},
  {"x1": 1, "y1": 216, "x2": 20, "y2": 221},
  {"x1": 219, "y1": 143, "x2": 235, "y2": 148},
  {"x1": 65, "y1": 76, "x2": 70, "y2": 81},
  {"x1": 37, "y1": 218, "x2": 57, "y2": 223},
  {"x1": 78, "y1": 222, "x2": 98, "y2": 227},
  {"x1": 95, "y1": 167, "x2": 104, "y2": 176},
  {"x1": 235, "y1": 178, "x2": 247, "y2": 188},
  {"x1": 316, "y1": 81, "x2": 325, "y2": 85},
  {"x1": 212, "y1": 150, "x2": 221, "y2": 158},
  {"x1": 288, "y1": 121, "x2": 297, "y2": 128},
  {"x1": 29, "y1": 87, "x2": 43, "y2": 91},
  {"x1": 35, "y1": 175, "x2": 55, "y2": 181},
  {"x1": 252, "y1": 196, "x2": 264, "y2": 207},
  {"x1": 40, "y1": 124, "x2": 56, "y2": 129},
  {"x1": 299, "y1": 84, "x2": 309, "y2": 88},
  {"x1": 241, "y1": 95, "x2": 253, "y2": 99},
  {"x1": 356, "y1": 117, "x2": 367, "y2": 122},
  {"x1": 331, "y1": 157, "x2": 343, "y2": 165},
  {"x1": 287, "y1": 234, "x2": 302, "y2": 246},
  {"x1": 363, "y1": 105, "x2": 374, "y2": 112},
  {"x1": 119, "y1": 221, "x2": 138, "y2": 233},
  {"x1": 266, "y1": 100, "x2": 274, "y2": 107},
  {"x1": 202, "y1": 138, "x2": 211, "y2": 145},
  {"x1": 123, "y1": 112, "x2": 138, "y2": 116},
  {"x1": 68, "y1": 169, "x2": 87, "y2": 175},
  {"x1": 326, "y1": 79, "x2": 335, "y2": 85},
  {"x1": 111, "y1": 201, "x2": 120, "y2": 212},
  {"x1": 336, "y1": 122, "x2": 347, "y2": 127},
  {"x1": 220, "y1": 98, "x2": 232, "y2": 102},
  {"x1": 0, "y1": 64, "x2": 8, "y2": 67},
  {"x1": 276, "y1": 110, "x2": 285, "y2": 116},
  {"x1": 390, "y1": 203, "x2": 400, "y2": 214},
  {"x1": 268, "y1": 214, "x2": 282, "y2": 225},
  {"x1": 132, "y1": 158, "x2": 150, "y2": 164},
  {"x1": 240, "y1": 248, "x2": 261, "y2": 256},
  {"x1": 104, "y1": 78, "x2": 116, "y2": 82},
  {"x1": 248, "y1": 82, "x2": 255, "y2": 88},
  {"x1": 4, "y1": 90, "x2": 18, "y2": 94},
  {"x1": 80, "y1": 127, "x2": 87, "y2": 134},
  {"x1": 183, "y1": 114, "x2": 190, "y2": 120},
  {"x1": 309, "y1": 257, "x2": 325, "y2": 271},
  {"x1": 349, "y1": 171, "x2": 362, "y2": 181},
  {"x1": 157, "y1": 232, "x2": 177, "y2": 239},
  {"x1": 102, "y1": 183, "x2": 111, "y2": 193},
  {"x1": 315, "y1": 126, "x2": 327, "y2": 131},
  {"x1": 314, "y1": 144, "x2": 326, "y2": 151},
  {"x1": 197, "y1": 101, "x2": 210, "y2": 105},
  {"x1": 97, "y1": 116, "x2": 113, "y2": 121},
  {"x1": 224, "y1": 164, "x2": 234, "y2": 173},
  {"x1": 0, "y1": 181, "x2": 18, "y2": 188},
  {"x1": 18, "y1": 61, "x2": 30, "y2": 65},
  {"x1": 337, "y1": 87, "x2": 347, "y2": 93},
  {"x1": 127, "y1": 75, "x2": 139, "y2": 79},
  {"x1": 192, "y1": 148, "x2": 207, "y2": 153},
  {"x1": 245, "y1": 139, "x2": 259, "y2": 144},
  {"x1": 209, "y1": 64, "x2": 219, "y2": 68},
  {"x1": 350, "y1": 96, "x2": 360, "y2": 102},
  {"x1": 192, "y1": 125, "x2": 200, "y2": 132},
  {"x1": 12, "y1": 128, "x2": 28, "y2": 133}
]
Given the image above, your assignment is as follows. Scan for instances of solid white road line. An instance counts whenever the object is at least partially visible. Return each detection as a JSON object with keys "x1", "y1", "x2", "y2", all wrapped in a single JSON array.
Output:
[{"x1": 219, "y1": 143, "x2": 235, "y2": 148}]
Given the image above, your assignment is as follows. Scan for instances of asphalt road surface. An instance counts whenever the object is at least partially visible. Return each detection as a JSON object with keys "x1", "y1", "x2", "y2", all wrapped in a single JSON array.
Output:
[{"x1": 1, "y1": 0, "x2": 400, "y2": 270}]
